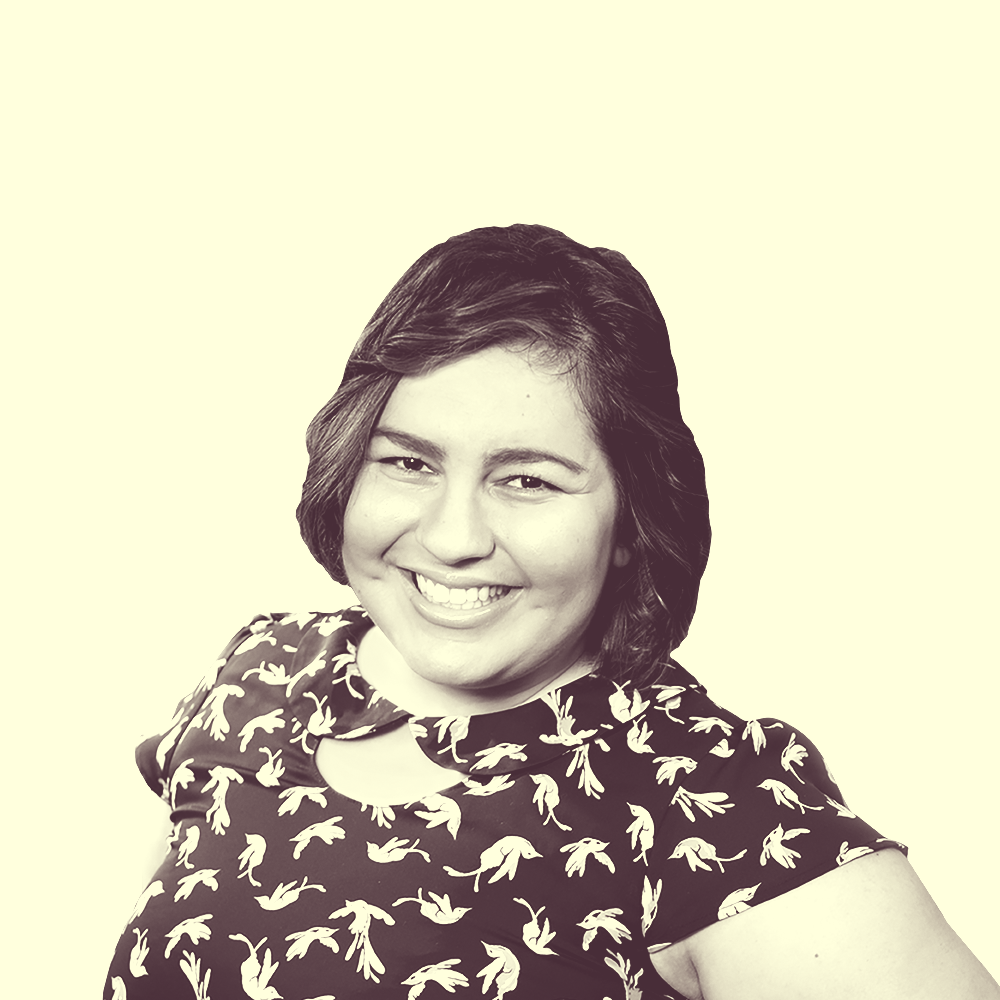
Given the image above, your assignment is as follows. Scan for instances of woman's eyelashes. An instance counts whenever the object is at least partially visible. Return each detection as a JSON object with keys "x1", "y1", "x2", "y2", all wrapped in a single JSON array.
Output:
[
  {"x1": 377, "y1": 456, "x2": 559, "y2": 494},
  {"x1": 502, "y1": 474, "x2": 557, "y2": 493},
  {"x1": 379, "y1": 455, "x2": 435, "y2": 475}
]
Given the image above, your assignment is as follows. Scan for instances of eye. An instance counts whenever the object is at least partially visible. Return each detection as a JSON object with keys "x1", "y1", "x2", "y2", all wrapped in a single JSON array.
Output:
[
  {"x1": 380, "y1": 455, "x2": 434, "y2": 474},
  {"x1": 505, "y1": 475, "x2": 555, "y2": 492}
]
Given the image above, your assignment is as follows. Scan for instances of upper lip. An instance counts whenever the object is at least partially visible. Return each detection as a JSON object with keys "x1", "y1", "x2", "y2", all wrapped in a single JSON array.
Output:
[{"x1": 405, "y1": 568, "x2": 520, "y2": 590}]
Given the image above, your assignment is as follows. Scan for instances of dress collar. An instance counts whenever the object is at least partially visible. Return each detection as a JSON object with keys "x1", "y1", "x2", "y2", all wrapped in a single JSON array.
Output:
[{"x1": 289, "y1": 607, "x2": 702, "y2": 777}]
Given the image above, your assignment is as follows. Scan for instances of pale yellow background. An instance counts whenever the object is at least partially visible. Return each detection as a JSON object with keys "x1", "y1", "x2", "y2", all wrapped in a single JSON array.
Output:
[{"x1": 3, "y1": 2, "x2": 997, "y2": 993}]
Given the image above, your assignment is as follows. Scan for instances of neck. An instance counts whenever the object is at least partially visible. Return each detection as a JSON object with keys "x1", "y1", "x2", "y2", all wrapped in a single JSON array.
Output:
[{"x1": 354, "y1": 626, "x2": 596, "y2": 717}]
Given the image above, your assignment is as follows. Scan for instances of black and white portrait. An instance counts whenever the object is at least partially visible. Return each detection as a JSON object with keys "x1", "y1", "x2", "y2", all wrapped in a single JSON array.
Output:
[{"x1": 4, "y1": 5, "x2": 998, "y2": 998}]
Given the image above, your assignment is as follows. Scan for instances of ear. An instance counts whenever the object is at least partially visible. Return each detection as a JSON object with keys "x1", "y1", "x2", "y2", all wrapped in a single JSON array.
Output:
[{"x1": 612, "y1": 544, "x2": 632, "y2": 569}]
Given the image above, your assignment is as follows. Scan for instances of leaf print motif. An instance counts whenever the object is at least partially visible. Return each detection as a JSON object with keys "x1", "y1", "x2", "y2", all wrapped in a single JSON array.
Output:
[
  {"x1": 471, "y1": 742, "x2": 528, "y2": 770},
  {"x1": 742, "y1": 718, "x2": 783, "y2": 753},
  {"x1": 709, "y1": 738, "x2": 735, "y2": 757},
  {"x1": 328, "y1": 899, "x2": 396, "y2": 983},
  {"x1": 228, "y1": 933, "x2": 282, "y2": 1000},
  {"x1": 608, "y1": 682, "x2": 650, "y2": 722},
  {"x1": 444, "y1": 835, "x2": 542, "y2": 892},
  {"x1": 168, "y1": 757, "x2": 197, "y2": 810},
  {"x1": 367, "y1": 836, "x2": 431, "y2": 863},
  {"x1": 393, "y1": 888, "x2": 470, "y2": 924},
  {"x1": 128, "y1": 880, "x2": 164, "y2": 924},
  {"x1": 561, "y1": 837, "x2": 615, "y2": 877},
  {"x1": 688, "y1": 715, "x2": 734, "y2": 737},
  {"x1": 837, "y1": 841, "x2": 875, "y2": 866},
  {"x1": 566, "y1": 742, "x2": 606, "y2": 798},
  {"x1": 668, "y1": 837, "x2": 748, "y2": 873},
  {"x1": 233, "y1": 628, "x2": 277, "y2": 656},
  {"x1": 578, "y1": 908, "x2": 631, "y2": 951},
  {"x1": 190, "y1": 684, "x2": 245, "y2": 741},
  {"x1": 528, "y1": 773, "x2": 572, "y2": 831},
  {"x1": 339, "y1": 724, "x2": 376, "y2": 739},
  {"x1": 671, "y1": 786, "x2": 734, "y2": 822},
  {"x1": 781, "y1": 731, "x2": 809, "y2": 783},
  {"x1": 538, "y1": 690, "x2": 599, "y2": 746},
  {"x1": 203, "y1": 766, "x2": 244, "y2": 835},
  {"x1": 303, "y1": 692, "x2": 337, "y2": 736},
  {"x1": 241, "y1": 661, "x2": 293, "y2": 686},
  {"x1": 477, "y1": 943, "x2": 519, "y2": 1000},
  {"x1": 414, "y1": 794, "x2": 462, "y2": 839},
  {"x1": 759, "y1": 824, "x2": 810, "y2": 868},
  {"x1": 284, "y1": 651, "x2": 329, "y2": 699},
  {"x1": 165, "y1": 914, "x2": 213, "y2": 958},
  {"x1": 513, "y1": 897, "x2": 557, "y2": 955},
  {"x1": 825, "y1": 794, "x2": 857, "y2": 819},
  {"x1": 255, "y1": 877, "x2": 326, "y2": 910},
  {"x1": 277, "y1": 786, "x2": 329, "y2": 817},
  {"x1": 433, "y1": 716, "x2": 470, "y2": 764},
  {"x1": 718, "y1": 883, "x2": 761, "y2": 920},
  {"x1": 278, "y1": 611, "x2": 320, "y2": 630},
  {"x1": 402, "y1": 959, "x2": 470, "y2": 999},
  {"x1": 461, "y1": 774, "x2": 515, "y2": 797},
  {"x1": 174, "y1": 868, "x2": 221, "y2": 902},
  {"x1": 284, "y1": 926, "x2": 340, "y2": 960},
  {"x1": 129, "y1": 928, "x2": 149, "y2": 977},
  {"x1": 604, "y1": 951, "x2": 644, "y2": 1000},
  {"x1": 238, "y1": 833, "x2": 267, "y2": 886},
  {"x1": 651, "y1": 683, "x2": 687, "y2": 722},
  {"x1": 313, "y1": 612, "x2": 349, "y2": 636},
  {"x1": 176, "y1": 825, "x2": 201, "y2": 869},
  {"x1": 626, "y1": 716, "x2": 655, "y2": 754},
  {"x1": 155, "y1": 705, "x2": 191, "y2": 773},
  {"x1": 362, "y1": 803, "x2": 397, "y2": 828},
  {"x1": 326, "y1": 646, "x2": 365, "y2": 700},
  {"x1": 110, "y1": 975, "x2": 126, "y2": 1000},
  {"x1": 757, "y1": 778, "x2": 824, "y2": 813},
  {"x1": 238, "y1": 709, "x2": 286, "y2": 753},
  {"x1": 178, "y1": 950, "x2": 211, "y2": 1000},
  {"x1": 291, "y1": 816, "x2": 346, "y2": 860},
  {"x1": 653, "y1": 755, "x2": 698, "y2": 786},
  {"x1": 256, "y1": 747, "x2": 285, "y2": 787},
  {"x1": 289, "y1": 726, "x2": 318, "y2": 756},
  {"x1": 626, "y1": 803, "x2": 655, "y2": 863},
  {"x1": 641, "y1": 875, "x2": 663, "y2": 935}
]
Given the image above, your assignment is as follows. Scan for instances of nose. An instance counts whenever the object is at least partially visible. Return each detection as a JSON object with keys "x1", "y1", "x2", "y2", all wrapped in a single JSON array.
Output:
[{"x1": 415, "y1": 481, "x2": 495, "y2": 566}]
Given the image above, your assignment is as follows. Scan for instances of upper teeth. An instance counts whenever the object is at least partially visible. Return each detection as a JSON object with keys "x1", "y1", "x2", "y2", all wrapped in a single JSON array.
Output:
[{"x1": 414, "y1": 573, "x2": 511, "y2": 609}]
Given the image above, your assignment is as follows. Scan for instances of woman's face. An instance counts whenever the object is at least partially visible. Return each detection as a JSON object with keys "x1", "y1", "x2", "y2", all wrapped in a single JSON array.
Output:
[{"x1": 342, "y1": 344, "x2": 629, "y2": 701}]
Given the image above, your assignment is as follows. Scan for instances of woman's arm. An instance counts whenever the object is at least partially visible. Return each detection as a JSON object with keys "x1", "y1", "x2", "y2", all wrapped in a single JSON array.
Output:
[{"x1": 651, "y1": 850, "x2": 999, "y2": 1000}]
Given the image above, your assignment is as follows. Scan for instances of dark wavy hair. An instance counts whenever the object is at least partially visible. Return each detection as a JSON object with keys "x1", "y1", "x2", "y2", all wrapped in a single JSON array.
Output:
[{"x1": 297, "y1": 224, "x2": 710, "y2": 686}]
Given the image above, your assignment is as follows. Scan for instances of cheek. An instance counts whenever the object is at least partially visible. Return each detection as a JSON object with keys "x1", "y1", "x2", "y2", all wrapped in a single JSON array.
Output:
[
  {"x1": 509, "y1": 506, "x2": 618, "y2": 593},
  {"x1": 342, "y1": 476, "x2": 406, "y2": 565}
]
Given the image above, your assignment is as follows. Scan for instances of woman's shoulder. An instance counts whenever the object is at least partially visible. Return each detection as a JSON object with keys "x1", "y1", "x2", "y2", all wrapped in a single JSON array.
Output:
[{"x1": 134, "y1": 607, "x2": 370, "y2": 794}]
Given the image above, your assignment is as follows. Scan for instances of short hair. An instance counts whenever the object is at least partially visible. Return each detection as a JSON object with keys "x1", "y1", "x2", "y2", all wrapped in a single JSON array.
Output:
[{"x1": 297, "y1": 224, "x2": 710, "y2": 686}]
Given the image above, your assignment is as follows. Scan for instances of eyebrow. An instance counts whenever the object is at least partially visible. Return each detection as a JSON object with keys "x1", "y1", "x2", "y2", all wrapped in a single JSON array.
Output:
[{"x1": 371, "y1": 427, "x2": 588, "y2": 475}]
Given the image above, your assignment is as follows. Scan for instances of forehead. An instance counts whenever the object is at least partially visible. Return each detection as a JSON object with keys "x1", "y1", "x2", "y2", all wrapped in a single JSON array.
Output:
[{"x1": 377, "y1": 346, "x2": 599, "y2": 455}]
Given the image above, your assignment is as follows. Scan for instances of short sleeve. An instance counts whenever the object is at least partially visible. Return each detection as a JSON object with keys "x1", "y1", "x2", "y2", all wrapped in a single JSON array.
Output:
[
  {"x1": 134, "y1": 614, "x2": 274, "y2": 796},
  {"x1": 644, "y1": 718, "x2": 906, "y2": 946}
]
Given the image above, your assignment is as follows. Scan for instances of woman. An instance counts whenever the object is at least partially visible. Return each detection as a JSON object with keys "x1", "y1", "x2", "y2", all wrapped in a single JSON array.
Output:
[{"x1": 105, "y1": 225, "x2": 998, "y2": 999}]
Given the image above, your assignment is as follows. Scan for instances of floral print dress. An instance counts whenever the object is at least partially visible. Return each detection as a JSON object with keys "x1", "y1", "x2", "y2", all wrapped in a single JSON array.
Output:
[{"x1": 105, "y1": 608, "x2": 904, "y2": 1000}]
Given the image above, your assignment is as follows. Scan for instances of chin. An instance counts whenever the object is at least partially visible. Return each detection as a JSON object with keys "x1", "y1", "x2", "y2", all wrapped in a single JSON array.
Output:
[{"x1": 403, "y1": 644, "x2": 522, "y2": 693}]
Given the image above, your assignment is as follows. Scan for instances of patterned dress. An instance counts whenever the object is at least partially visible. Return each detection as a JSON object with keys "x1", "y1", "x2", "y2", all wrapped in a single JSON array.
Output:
[{"x1": 105, "y1": 608, "x2": 904, "y2": 1000}]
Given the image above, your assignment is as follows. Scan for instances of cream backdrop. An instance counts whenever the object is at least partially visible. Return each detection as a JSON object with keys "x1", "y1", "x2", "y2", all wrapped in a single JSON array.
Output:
[{"x1": 4, "y1": 3, "x2": 997, "y2": 994}]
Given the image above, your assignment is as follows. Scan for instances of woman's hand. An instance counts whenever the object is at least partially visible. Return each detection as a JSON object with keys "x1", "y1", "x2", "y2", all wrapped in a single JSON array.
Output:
[{"x1": 650, "y1": 849, "x2": 999, "y2": 1000}]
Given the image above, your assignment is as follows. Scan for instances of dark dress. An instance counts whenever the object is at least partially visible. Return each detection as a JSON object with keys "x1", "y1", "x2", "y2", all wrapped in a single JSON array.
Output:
[{"x1": 105, "y1": 608, "x2": 904, "y2": 1000}]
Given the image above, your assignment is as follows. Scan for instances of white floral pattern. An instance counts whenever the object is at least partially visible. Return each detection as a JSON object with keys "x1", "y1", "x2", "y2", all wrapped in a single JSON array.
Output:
[{"x1": 106, "y1": 608, "x2": 905, "y2": 998}]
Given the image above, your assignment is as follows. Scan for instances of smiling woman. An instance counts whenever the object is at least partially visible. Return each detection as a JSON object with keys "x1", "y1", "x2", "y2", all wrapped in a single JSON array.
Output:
[
  {"x1": 104, "y1": 225, "x2": 999, "y2": 1000},
  {"x1": 341, "y1": 347, "x2": 628, "y2": 713}
]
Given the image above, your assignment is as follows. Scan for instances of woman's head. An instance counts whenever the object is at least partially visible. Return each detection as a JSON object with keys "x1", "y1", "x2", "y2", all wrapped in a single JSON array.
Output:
[{"x1": 298, "y1": 224, "x2": 710, "y2": 687}]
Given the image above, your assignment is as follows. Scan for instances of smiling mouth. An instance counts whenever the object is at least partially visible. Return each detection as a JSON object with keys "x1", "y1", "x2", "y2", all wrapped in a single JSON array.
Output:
[{"x1": 412, "y1": 572, "x2": 514, "y2": 610}]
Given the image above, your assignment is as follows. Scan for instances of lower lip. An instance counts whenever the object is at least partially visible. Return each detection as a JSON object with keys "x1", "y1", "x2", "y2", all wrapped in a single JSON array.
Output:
[{"x1": 403, "y1": 571, "x2": 520, "y2": 630}]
